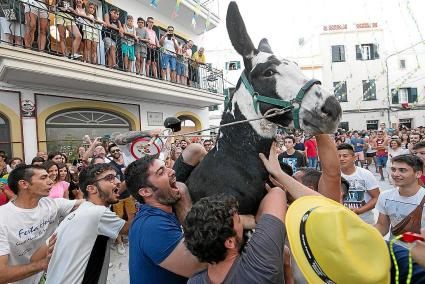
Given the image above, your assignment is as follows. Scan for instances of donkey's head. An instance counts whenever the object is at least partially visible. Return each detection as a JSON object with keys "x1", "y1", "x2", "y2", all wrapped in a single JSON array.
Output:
[{"x1": 226, "y1": 2, "x2": 341, "y2": 137}]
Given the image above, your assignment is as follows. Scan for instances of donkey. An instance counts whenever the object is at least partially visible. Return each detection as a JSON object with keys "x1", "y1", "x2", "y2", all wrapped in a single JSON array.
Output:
[{"x1": 184, "y1": 2, "x2": 342, "y2": 215}]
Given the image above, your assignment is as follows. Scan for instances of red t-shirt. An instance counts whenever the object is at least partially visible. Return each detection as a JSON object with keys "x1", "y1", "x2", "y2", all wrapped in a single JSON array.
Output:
[
  {"x1": 0, "y1": 185, "x2": 13, "y2": 206},
  {"x1": 304, "y1": 139, "x2": 317, "y2": 158},
  {"x1": 420, "y1": 175, "x2": 425, "y2": 186}
]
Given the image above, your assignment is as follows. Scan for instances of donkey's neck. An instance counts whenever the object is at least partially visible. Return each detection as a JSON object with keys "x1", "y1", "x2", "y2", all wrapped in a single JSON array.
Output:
[{"x1": 218, "y1": 103, "x2": 274, "y2": 156}]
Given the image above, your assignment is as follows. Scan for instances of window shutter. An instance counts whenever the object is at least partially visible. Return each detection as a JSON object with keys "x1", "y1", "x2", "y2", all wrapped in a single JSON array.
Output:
[
  {"x1": 391, "y1": 89, "x2": 399, "y2": 104},
  {"x1": 225, "y1": 62, "x2": 229, "y2": 70},
  {"x1": 408, "y1": 88, "x2": 418, "y2": 103},
  {"x1": 236, "y1": 61, "x2": 241, "y2": 69},
  {"x1": 356, "y1": 45, "x2": 362, "y2": 60},
  {"x1": 340, "y1": 46, "x2": 345, "y2": 61},
  {"x1": 373, "y1": 44, "x2": 379, "y2": 59},
  {"x1": 332, "y1": 46, "x2": 339, "y2": 62}
]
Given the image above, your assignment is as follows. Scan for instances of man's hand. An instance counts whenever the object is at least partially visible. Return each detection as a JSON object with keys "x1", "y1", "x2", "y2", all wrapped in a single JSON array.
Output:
[
  {"x1": 351, "y1": 207, "x2": 361, "y2": 214},
  {"x1": 30, "y1": 233, "x2": 57, "y2": 271},
  {"x1": 412, "y1": 229, "x2": 425, "y2": 269},
  {"x1": 259, "y1": 142, "x2": 281, "y2": 178},
  {"x1": 92, "y1": 137, "x2": 102, "y2": 147}
]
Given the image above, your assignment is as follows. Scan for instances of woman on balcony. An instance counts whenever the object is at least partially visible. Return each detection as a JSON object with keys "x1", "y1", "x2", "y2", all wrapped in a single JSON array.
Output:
[
  {"x1": 85, "y1": 2, "x2": 103, "y2": 64},
  {"x1": 23, "y1": 0, "x2": 49, "y2": 51},
  {"x1": 53, "y1": 0, "x2": 82, "y2": 59}
]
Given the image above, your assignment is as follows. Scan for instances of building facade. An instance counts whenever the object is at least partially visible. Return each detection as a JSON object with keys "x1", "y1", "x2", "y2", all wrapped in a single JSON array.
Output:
[
  {"x1": 320, "y1": 23, "x2": 425, "y2": 131},
  {"x1": 0, "y1": 0, "x2": 223, "y2": 163}
]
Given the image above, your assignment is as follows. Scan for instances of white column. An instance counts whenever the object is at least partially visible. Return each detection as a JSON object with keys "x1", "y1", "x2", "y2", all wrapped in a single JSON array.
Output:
[{"x1": 20, "y1": 91, "x2": 38, "y2": 164}]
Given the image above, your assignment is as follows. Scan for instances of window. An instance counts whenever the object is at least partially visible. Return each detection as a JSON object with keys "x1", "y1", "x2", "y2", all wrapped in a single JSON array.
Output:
[
  {"x1": 363, "y1": 79, "x2": 376, "y2": 100},
  {"x1": 225, "y1": 61, "x2": 241, "y2": 70},
  {"x1": 391, "y1": 88, "x2": 417, "y2": 104},
  {"x1": 339, "y1": 122, "x2": 349, "y2": 131},
  {"x1": 366, "y1": 120, "x2": 379, "y2": 130},
  {"x1": 208, "y1": 105, "x2": 219, "y2": 111},
  {"x1": 399, "y1": 59, "x2": 406, "y2": 69},
  {"x1": 331, "y1": 45, "x2": 345, "y2": 62},
  {"x1": 333, "y1": 81, "x2": 347, "y2": 102},
  {"x1": 0, "y1": 113, "x2": 11, "y2": 158},
  {"x1": 45, "y1": 109, "x2": 131, "y2": 159},
  {"x1": 356, "y1": 44, "x2": 379, "y2": 60}
]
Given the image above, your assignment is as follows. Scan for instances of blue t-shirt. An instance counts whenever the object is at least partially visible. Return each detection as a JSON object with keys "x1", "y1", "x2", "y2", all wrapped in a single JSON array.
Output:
[
  {"x1": 129, "y1": 204, "x2": 187, "y2": 284},
  {"x1": 350, "y1": 137, "x2": 365, "y2": 152}
]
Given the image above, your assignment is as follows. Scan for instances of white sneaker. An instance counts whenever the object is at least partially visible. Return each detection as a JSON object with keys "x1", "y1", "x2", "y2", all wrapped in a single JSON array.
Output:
[{"x1": 117, "y1": 243, "x2": 125, "y2": 255}]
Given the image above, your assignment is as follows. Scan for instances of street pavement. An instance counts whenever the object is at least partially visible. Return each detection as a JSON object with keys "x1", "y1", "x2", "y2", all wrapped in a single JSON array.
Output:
[{"x1": 106, "y1": 168, "x2": 395, "y2": 283}]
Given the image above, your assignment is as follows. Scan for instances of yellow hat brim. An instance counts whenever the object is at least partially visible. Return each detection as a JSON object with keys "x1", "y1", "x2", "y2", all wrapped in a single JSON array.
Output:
[{"x1": 286, "y1": 196, "x2": 390, "y2": 284}]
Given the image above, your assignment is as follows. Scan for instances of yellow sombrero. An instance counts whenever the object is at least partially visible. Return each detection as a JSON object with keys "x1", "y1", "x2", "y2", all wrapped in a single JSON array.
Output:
[{"x1": 286, "y1": 196, "x2": 390, "y2": 284}]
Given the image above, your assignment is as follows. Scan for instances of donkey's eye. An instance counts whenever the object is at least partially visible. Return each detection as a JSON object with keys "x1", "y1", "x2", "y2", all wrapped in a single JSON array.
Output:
[{"x1": 263, "y1": 69, "x2": 277, "y2": 77}]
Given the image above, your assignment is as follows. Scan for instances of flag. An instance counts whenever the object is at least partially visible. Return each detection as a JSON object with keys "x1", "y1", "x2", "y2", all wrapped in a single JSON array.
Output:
[
  {"x1": 192, "y1": 12, "x2": 197, "y2": 29},
  {"x1": 150, "y1": 0, "x2": 158, "y2": 8},
  {"x1": 171, "y1": 0, "x2": 182, "y2": 18}
]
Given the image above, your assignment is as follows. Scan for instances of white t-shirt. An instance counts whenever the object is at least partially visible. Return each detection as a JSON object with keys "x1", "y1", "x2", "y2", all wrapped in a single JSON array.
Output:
[
  {"x1": 376, "y1": 187, "x2": 425, "y2": 237},
  {"x1": 0, "y1": 198, "x2": 76, "y2": 284},
  {"x1": 341, "y1": 166, "x2": 379, "y2": 224},
  {"x1": 46, "y1": 201, "x2": 125, "y2": 284}
]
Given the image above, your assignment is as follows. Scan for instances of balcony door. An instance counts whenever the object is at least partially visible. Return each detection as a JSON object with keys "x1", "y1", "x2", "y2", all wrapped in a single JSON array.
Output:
[{"x1": 0, "y1": 113, "x2": 12, "y2": 158}]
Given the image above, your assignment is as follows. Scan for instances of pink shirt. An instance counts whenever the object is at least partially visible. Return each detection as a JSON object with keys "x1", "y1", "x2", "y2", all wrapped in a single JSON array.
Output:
[
  {"x1": 48, "y1": 181, "x2": 70, "y2": 199},
  {"x1": 146, "y1": 28, "x2": 157, "y2": 45}
]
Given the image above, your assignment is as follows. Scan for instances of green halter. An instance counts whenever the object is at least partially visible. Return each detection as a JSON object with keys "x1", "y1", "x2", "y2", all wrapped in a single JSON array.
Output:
[{"x1": 240, "y1": 72, "x2": 321, "y2": 129}]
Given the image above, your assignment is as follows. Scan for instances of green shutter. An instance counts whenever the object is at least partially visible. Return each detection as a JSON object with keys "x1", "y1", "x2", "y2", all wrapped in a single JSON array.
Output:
[{"x1": 408, "y1": 88, "x2": 418, "y2": 103}]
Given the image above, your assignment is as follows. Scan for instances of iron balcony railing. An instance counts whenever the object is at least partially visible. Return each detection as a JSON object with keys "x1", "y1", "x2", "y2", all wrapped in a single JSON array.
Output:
[{"x1": 0, "y1": 0, "x2": 224, "y2": 94}]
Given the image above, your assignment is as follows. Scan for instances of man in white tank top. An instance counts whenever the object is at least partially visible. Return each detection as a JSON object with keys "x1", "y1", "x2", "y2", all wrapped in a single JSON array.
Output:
[{"x1": 159, "y1": 25, "x2": 180, "y2": 82}]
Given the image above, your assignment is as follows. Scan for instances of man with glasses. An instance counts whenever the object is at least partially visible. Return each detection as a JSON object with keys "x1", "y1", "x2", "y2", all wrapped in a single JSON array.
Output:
[
  {"x1": 159, "y1": 25, "x2": 179, "y2": 82},
  {"x1": 108, "y1": 143, "x2": 135, "y2": 255},
  {"x1": 44, "y1": 163, "x2": 128, "y2": 283},
  {"x1": 413, "y1": 141, "x2": 425, "y2": 185},
  {"x1": 203, "y1": 139, "x2": 213, "y2": 152},
  {"x1": 145, "y1": 16, "x2": 160, "y2": 78}
]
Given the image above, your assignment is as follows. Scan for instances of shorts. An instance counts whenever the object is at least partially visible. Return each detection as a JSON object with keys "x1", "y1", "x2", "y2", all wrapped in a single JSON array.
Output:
[
  {"x1": 176, "y1": 62, "x2": 186, "y2": 76},
  {"x1": 354, "y1": 151, "x2": 365, "y2": 161},
  {"x1": 135, "y1": 44, "x2": 147, "y2": 58},
  {"x1": 0, "y1": 18, "x2": 24, "y2": 37},
  {"x1": 24, "y1": 1, "x2": 48, "y2": 19},
  {"x1": 146, "y1": 46, "x2": 158, "y2": 62},
  {"x1": 112, "y1": 196, "x2": 136, "y2": 218},
  {"x1": 56, "y1": 12, "x2": 75, "y2": 26},
  {"x1": 376, "y1": 155, "x2": 388, "y2": 167},
  {"x1": 83, "y1": 30, "x2": 100, "y2": 42},
  {"x1": 161, "y1": 53, "x2": 176, "y2": 70},
  {"x1": 122, "y1": 43, "x2": 135, "y2": 61},
  {"x1": 173, "y1": 154, "x2": 196, "y2": 183},
  {"x1": 104, "y1": 37, "x2": 116, "y2": 51}
]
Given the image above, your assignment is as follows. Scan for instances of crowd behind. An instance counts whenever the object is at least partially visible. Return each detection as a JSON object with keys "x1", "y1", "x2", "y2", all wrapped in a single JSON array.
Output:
[
  {"x1": 0, "y1": 122, "x2": 425, "y2": 283},
  {"x1": 0, "y1": 0, "x2": 208, "y2": 86}
]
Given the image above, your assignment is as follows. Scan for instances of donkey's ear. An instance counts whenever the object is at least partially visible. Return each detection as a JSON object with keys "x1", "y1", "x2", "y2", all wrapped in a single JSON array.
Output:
[
  {"x1": 226, "y1": 2, "x2": 255, "y2": 59},
  {"x1": 258, "y1": 38, "x2": 273, "y2": 54}
]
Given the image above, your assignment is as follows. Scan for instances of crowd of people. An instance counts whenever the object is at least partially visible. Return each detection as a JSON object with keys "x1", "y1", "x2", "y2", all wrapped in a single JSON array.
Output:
[
  {"x1": 0, "y1": 122, "x2": 425, "y2": 283},
  {"x1": 0, "y1": 0, "x2": 207, "y2": 86}
]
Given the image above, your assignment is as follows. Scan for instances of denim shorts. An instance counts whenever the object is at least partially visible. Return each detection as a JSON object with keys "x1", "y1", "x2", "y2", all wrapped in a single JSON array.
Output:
[
  {"x1": 376, "y1": 155, "x2": 388, "y2": 167},
  {"x1": 176, "y1": 62, "x2": 186, "y2": 76},
  {"x1": 161, "y1": 54, "x2": 176, "y2": 71}
]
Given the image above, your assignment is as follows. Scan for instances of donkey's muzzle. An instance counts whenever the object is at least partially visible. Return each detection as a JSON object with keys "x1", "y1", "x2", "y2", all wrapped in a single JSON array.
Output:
[{"x1": 321, "y1": 96, "x2": 342, "y2": 121}]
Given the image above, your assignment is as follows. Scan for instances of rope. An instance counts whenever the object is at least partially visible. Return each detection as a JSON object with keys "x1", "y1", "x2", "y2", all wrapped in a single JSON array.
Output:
[
  {"x1": 389, "y1": 235, "x2": 413, "y2": 284},
  {"x1": 158, "y1": 107, "x2": 292, "y2": 139}
]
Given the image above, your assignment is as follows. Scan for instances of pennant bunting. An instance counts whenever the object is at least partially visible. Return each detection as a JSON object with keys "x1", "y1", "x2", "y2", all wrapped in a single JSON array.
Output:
[
  {"x1": 191, "y1": 12, "x2": 197, "y2": 29},
  {"x1": 150, "y1": 0, "x2": 158, "y2": 8}
]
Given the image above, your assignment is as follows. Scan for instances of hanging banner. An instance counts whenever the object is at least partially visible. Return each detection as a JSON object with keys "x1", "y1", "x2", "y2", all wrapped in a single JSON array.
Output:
[{"x1": 150, "y1": 0, "x2": 158, "y2": 8}]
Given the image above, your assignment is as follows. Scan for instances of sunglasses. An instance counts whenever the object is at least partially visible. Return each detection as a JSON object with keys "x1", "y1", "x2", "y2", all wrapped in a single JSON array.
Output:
[
  {"x1": 94, "y1": 174, "x2": 118, "y2": 183},
  {"x1": 110, "y1": 149, "x2": 120, "y2": 153}
]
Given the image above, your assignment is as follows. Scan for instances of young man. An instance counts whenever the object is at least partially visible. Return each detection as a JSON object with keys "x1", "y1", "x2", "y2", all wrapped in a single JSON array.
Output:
[
  {"x1": 409, "y1": 133, "x2": 423, "y2": 153},
  {"x1": 135, "y1": 17, "x2": 148, "y2": 75},
  {"x1": 159, "y1": 25, "x2": 179, "y2": 82},
  {"x1": 103, "y1": 8, "x2": 123, "y2": 68},
  {"x1": 125, "y1": 156, "x2": 203, "y2": 283},
  {"x1": 108, "y1": 144, "x2": 135, "y2": 255},
  {"x1": 337, "y1": 143, "x2": 380, "y2": 224},
  {"x1": 45, "y1": 163, "x2": 128, "y2": 283},
  {"x1": 184, "y1": 189, "x2": 287, "y2": 283},
  {"x1": 122, "y1": 15, "x2": 136, "y2": 72},
  {"x1": 375, "y1": 155, "x2": 424, "y2": 237},
  {"x1": 373, "y1": 130, "x2": 389, "y2": 181},
  {"x1": 304, "y1": 135, "x2": 318, "y2": 169},
  {"x1": 203, "y1": 139, "x2": 213, "y2": 152},
  {"x1": 350, "y1": 131, "x2": 365, "y2": 167},
  {"x1": 0, "y1": 165, "x2": 82, "y2": 284},
  {"x1": 145, "y1": 17, "x2": 160, "y2": 78},
  {"x1": 413, "y1": 141, "x2": 425, "y2": 185},
  {"x1": 278, "y1": 136, "x2": 306, "y2": 173}
]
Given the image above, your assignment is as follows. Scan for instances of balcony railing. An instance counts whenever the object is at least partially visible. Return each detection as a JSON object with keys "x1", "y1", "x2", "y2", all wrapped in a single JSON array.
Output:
[{"x1": 0, "y1": 0, "x2": 224, "y2": 94}]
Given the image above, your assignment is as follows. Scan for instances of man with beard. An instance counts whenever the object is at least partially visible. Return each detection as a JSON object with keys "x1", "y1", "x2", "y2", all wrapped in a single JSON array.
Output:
[
  {"x1": 108, "y1": 143, "x2": 135, "y2": 255},
  {"x1": 0, "y1": 165, "x2": 82, "y2": 284},
  {"x1": 125, "y1": 156, "x2": 203, "y2": 283},
  {"x1": 44, "y1": 163, "x2": 128, "y2": 283}
]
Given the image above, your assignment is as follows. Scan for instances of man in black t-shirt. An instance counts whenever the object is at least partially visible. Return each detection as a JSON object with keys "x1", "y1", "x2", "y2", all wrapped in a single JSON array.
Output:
[
  {"x1": 108, "y1": 143, "x2": 135, "y2": 255},
  {"x1": 278, "y1": 136, "x2": 306, "y2": 173}
]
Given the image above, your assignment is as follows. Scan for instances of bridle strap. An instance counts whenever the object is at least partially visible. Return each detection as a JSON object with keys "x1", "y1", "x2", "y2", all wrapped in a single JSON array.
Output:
[{"x1": 240, "y1": 72, "x2": 321, "y2": 129}]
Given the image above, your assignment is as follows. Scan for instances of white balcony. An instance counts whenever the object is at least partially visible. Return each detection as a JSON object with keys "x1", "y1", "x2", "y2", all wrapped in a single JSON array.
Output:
[{"x1": 0, "y1": 44, "x2": 224, "y2": 108}]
